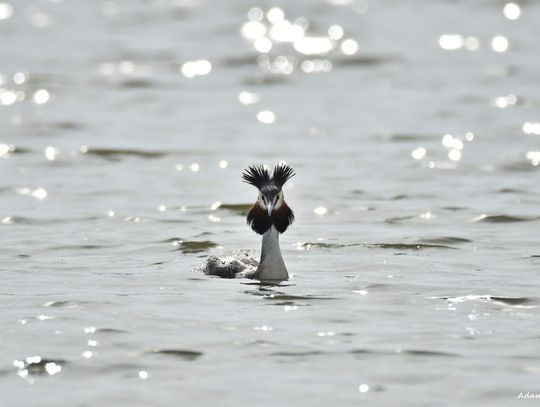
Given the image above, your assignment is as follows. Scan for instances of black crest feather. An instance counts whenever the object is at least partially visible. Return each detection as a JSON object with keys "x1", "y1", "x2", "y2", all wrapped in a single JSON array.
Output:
[
  {"x1": 272, "y1": 163, "x2": 295, "y2": 189},
  {"x1": 242, "y1": 165, "x2": 270, "y2": 189}
]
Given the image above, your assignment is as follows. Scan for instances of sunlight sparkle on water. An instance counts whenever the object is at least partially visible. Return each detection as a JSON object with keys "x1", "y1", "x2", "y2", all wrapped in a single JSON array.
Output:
[
  {"x1": 0, "y1": 3, "x2": 13, "y2": 20},
  {"x1": 1, "y1": 90, "x2": 17, "y2": 105},
  {"x1": 257, "y1": 110, "x2": 275, "y2": 124},
  {"x1": 492, "y1": 94, "x2": 517, "y2": 108},
  {"x1": 294, "y1": 37, "x2": 334, "y2": 55},
  {"x1": 439, "y1": 34, "x2": 463, "y2": 50},
  {"x1": 328, "y1": 25, "x2": 344, "y2": 40},
  {"x1": 314, "y1": 206, "x2": 328, "y2": 215},
  {"x1": 491, "y1": 36, "x2": 509, "y2": 53},
  {"x1": 301, "y1": 59, "x2": 332, "y2": 73},
  {"x1": 267, "y1": 8, "x2": 284, "y2": 24},
  {"x1": 138, "y1": 370, "x2": 148, "y2": 379},
  {"x1": 248, "y1": 7, "x2": 264, "y2": 22},
  {"x1": 439, "y1": 35, "x2": 479, "y2": 51},
  {"x1": 359, "y1": 384, "x2": 369, "y2": 393},
  {"x1": 181, "y1": 60, "x2": 211, "y2": 78},
  {"x1": 13, "y1": 72, "x2": 27, "y2": 84},
  {"x1": 341, "y1": 39, "x2": 358, "y2": 55},
  {"x1": 45, "y1": 146, "x2": 58, "y2": 161},
  {"x1": 448, "y1": 149, "x2": 462, "y2": 161},
  {"x1": 411, "y1": 147, "x2": 426, "y2": 160},
  {"x1": 219, "y1": 160, "x2": 228, "y2": 169},
  {"x1": 526, "y1": 151, "x2": 540, "y2": 166},
  {"x1": 190, "y1": 163, "x2": 200, "y2": 172},
  {"x1": 17, "y1": 187, "x2": 48, "y2": 200},
  {"x1": 254, "y1": 37, "x2": 272, "y2": 53},
  {"x1": 238, "y1": 91, "x2": 259, "y2": 105},
  {"x1": 442, "y1": 134, "x2": 463, "y2": 150},
  {"x1": 33, "y1": 89, "x2": 50, "y2": 104},
  {"x1": 270, "y1": 20, "x2": 304, "y2": 43},
  {"x1": 241, "y1": 21, "x2": 266, "y2": 39},
  {"x1": 523, "y1": 122, "x2": 540, "y2": 135},
  {"x1": 45, "y1": 362, "x2": 62, "y2": 375},
  {"x1": 503, "y1": 3, "x2": 521, "y2": 20},
  {"x1": 0, "y1": 143, "x2": 12, "y2": 158}
]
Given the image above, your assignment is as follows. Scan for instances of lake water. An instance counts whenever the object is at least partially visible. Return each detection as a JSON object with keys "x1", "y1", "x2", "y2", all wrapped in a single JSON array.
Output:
[{"x1": 1, "y1": 0, "x2": 539, "y2": 405}]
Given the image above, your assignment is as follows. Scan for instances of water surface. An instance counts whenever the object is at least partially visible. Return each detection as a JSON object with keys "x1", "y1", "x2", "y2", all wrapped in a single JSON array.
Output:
[{"x1": 1, "y1": 1, "x2": 539, "y2": 406}]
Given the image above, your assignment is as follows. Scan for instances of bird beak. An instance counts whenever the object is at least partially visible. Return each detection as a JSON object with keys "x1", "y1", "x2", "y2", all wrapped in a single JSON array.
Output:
[{"x1": 267, "y1": 202, "x2": 274, "y2": 216}]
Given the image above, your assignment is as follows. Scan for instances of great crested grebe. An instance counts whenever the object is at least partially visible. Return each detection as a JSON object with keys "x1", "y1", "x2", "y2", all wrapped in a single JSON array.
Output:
[{"x1": 203, "y1": 163, "x2": 295, "y2": 281}]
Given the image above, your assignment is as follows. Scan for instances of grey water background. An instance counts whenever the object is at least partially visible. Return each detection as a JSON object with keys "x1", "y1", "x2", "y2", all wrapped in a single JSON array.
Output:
[{"x1": 1, "y1": 0, "x2": 540, "y2": 405}]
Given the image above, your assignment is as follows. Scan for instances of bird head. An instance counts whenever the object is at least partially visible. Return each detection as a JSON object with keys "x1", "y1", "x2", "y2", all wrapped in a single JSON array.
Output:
[{"x1": 242, "y1": 163, "x2": 295, "y2": 234}]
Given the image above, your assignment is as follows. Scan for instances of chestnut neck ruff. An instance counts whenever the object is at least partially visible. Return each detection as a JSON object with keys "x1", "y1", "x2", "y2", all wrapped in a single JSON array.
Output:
[{"x1": 246, "y1": 201, "x2": 294, "y2": 235}]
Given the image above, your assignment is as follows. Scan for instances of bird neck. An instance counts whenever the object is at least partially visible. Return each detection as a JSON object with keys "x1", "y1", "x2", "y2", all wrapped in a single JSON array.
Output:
[{"x1": 257, "y1": 226, "x2": 288, "y2": 281}]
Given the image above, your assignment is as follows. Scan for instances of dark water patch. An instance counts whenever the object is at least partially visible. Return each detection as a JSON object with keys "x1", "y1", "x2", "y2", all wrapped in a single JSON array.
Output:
[
  {"x1": 13, "y1": 357, "x2": 67, "y2": 376},
  {"x1": 415, "y1": 236, "x2": 472, "y2": 245},
  {"x1": 434, "y1": 295, "x2": 536, "y2": 306},
  {"x1": 81, "y1": 148, "x2": 170, "y2": 160},
  {"x1": 271, "y1": 351, "x2": 325, "y2": 357},
  {"x1": 156, "y1": 219, "x2": 191, "y2": 224},
  {"x1": 44, "y1": 300, "x2": 80, "y2": 308},
  {"x1": 349, "y1": 349, "x2": 378, "y2": 355},
  {"x1": 53, "y1": 121, "x2": 82, "y2": 130},
  {"x1": 17, "y1": 120, "x2": 82, "y2": 130},
  {"x1": 119, "y1": 79, "x2": 155, "y2": 88},
  {"x1": 264, "y1": 294, "x2": 337, "y2": 301},
  {"x1": 44, "y1": 300, "x2": 111, "y2": 308},
  {"x1": 531, "y1": 255, "x2": 540, "y2": 258},
  {"x1": 149, "y1": 349, "x2": 203, "y2": 361},
  {"x1": 271, "y1": 301, "x2": 311, "y2": 307},
  {"x1": 169, "y1": 238, "x2": 218, "y2": 253},
  {"x1": 243, "y1": 74, "x2": 289, "y2": 86},
  {"x1": 500, "y1": 161, "x2": 539, "y2": 172},
  {"x1": 474, "y1": 214, "x2": 536, "y2": 223},
  {"x1": 443, "y1": 206, "x2": 468, "y2": 211},
  {"x1": 498, "y1": 187, "x2": 524, "y2": 193},
  {"x1": 1, "y1": 215, "x2": 100, "y2": 225},
  {"x1": 491, "y1": 296, "x2": 536, "y2": 306},
  {"x1": 385, "y1": 215, "x2": 415, "y2": 224},
  {"x1": 48, "y1": 244, "x2": 110, "y2": 251},
  {"x1": 97, "y1": 328, "x2": 127, "y2": 334},
  {"x1": 379, "y1": 133, "x2": 431, "y2": 142},
  {"x1": 222, "y1": 55, "x2": 259, "y2": 67},
  {"x1": 8, "y1": 146, "x2": 32, "y2": 154},
  {"x1": 403, "y1": 350, "x2": 460, "y2": 357},
  {"x1": 389, "y1": 194, "x2": 408, "y2": 201},
  {"x1": 335, "y1": 55, "x2": 398, "y2": 67},
  {"x1": 218, "y1": 203, "x2": 252, "y2": 216}
]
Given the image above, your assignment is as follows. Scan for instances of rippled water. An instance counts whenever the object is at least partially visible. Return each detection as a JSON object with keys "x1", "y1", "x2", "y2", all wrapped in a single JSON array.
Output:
[{"x1": 1, "y1": 0, "x2": 540, "y2": 405}]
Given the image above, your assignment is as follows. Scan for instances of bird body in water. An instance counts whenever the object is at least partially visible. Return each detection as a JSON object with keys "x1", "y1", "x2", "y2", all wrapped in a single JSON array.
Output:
[{"x1": 203, "y1": 163, "x2": 295, "y2": 281}]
